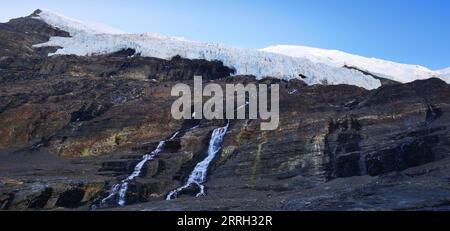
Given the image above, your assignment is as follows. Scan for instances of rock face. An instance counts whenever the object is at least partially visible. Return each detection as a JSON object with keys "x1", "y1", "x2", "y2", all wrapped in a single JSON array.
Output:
[{"x1": 1, "y1": 12, "x2": 450, "y2": 211}]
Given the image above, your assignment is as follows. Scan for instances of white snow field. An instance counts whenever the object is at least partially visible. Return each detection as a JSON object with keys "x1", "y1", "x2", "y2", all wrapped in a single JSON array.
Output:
[
  {"x1": 33, "y1": 9, "x2": 125, "y2": 35},
  {"x1": 440, "y1": 67, "x2": 450, "y2": 74},
  {"x1": 32, "y1": 9, "x2": 449, "y2": 89},
  {"x1": 439, "y1": 68, "x2": 450, "y2": 83},
  {"x1": 32, "y1": 9, "x2": 382, "y2": 90},
  {"x1": 439, "y1": 67, "x2": 450, "y2": 76},
  {"x1": 261, "y1": 45, "x2": 450, "y2": 84}
]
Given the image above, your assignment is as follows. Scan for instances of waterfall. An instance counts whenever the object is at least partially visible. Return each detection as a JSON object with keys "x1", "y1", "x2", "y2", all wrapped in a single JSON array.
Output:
[
  {"x1": 166, "y1": 121, "x2": 229, "y2": 200},
  {"x1": 425, "y1": 101, "x2": 439, "y2": 124},
  {"x1": 427, "y1": 102, "x2": 436, "y2": 117},
  {"x1": 101, "y1": 131, "x2": 179, "y2": 206}
]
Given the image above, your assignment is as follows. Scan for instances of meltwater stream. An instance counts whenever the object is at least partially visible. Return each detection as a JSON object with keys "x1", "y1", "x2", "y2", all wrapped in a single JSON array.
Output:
[
  {"x1": 101, "y1": 132, "x2": 179, "y2": 206},
  {"x1": 166, "y1": 121, "x2": 230, "y2": 200}
]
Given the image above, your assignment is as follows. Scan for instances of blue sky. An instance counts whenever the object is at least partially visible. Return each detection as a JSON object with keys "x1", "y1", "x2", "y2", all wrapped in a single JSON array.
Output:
[{"x1": 1, "y1": 0, "x2": 449, "y2": 69}]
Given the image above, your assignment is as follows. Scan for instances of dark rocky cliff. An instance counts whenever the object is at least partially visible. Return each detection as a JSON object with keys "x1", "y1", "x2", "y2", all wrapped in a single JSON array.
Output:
[{"x1": 1, "y1": 13, "x2": 449, "y2": 211}]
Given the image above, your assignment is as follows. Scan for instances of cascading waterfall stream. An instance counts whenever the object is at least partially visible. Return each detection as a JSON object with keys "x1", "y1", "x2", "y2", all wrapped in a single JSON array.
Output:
[
  {"x1": 166, "y1": 121, "x2": 230, "y2": 200},
  {"x1": 425, "y1": 101, "x2": 440, "y2": 124},
  {"x1": 101, "y1": 131, "x2": 179, "y2": 206}
]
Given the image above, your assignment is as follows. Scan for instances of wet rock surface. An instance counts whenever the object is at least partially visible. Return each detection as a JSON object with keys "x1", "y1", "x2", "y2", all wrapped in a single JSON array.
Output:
[{"x1": 1, "y1": 13, "x2": 450, "y2": 211}]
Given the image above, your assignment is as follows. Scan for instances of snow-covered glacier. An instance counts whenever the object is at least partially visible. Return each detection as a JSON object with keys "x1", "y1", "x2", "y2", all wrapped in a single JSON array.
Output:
[
  {"x1": 32, "y1": 9, "x2": 382, "y2": 90},
  {"x1": 261, "y1": 45, "x2": 449, "y2": 84},
  {"x1": 439, "y1": 67, "x2": 450, "y2": 77},
  {"x1": 439, "y1": 68, "x2": 450, "y2": 83}
]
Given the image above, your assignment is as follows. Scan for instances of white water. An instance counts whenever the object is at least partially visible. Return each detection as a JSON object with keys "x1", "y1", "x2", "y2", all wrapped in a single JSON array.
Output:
[
  {"x1": 425, "y1": 102, "x2": 438, "y2": 124},
  {"x1": 166, "y1": 122, "x2": 229, "y2": 200},
  {"x1": 101, "y1": 132, "x2": 179, "y2": 206}
]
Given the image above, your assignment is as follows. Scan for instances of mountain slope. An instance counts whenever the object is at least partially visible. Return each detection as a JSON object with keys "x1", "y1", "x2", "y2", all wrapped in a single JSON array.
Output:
[
  {"x1": 261, "y1": 45, "x2": 449, "y2": 84},
  {"x1": 1, "y1": 10, "x2": 450, "y2": 211},
  {"x1": 32, "y1": 9, "x2": 381, "y2": 90}
]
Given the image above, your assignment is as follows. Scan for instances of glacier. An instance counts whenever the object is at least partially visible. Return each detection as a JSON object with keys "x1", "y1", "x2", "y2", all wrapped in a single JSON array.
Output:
[
  {"x1": 33, "y1": 9, "x2": 125, "y2": 35},
  {"x1": 32, "y1": 9, "x2": 382, "y2": 90},
  {"x1": 261, "y1": 45, "x2": 450, "y2": 84},
  {"x1": 439, "y1": 67, "x2": 450, "y2": 78},
  {"x1": 439, "y1": 67, "x2": 450, "y2": 74},
  {"x1": 439, "y1": 68, "x2": 450, "y2": 83}
]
